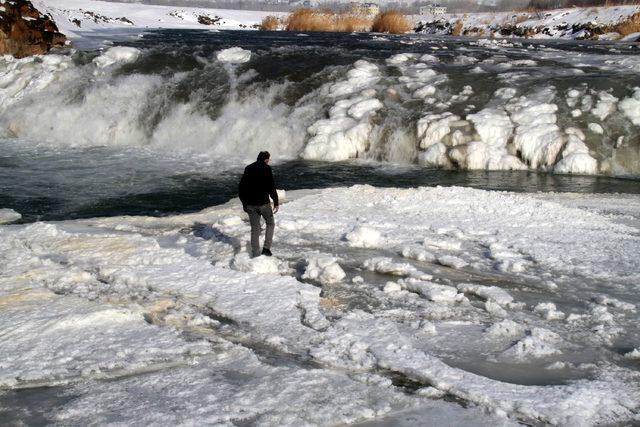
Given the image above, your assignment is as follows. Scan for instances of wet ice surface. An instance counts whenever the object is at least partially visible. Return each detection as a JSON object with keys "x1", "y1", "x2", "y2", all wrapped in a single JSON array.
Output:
[{"x1": 1, "y1": 186, "x2": 639, "y2": 425}]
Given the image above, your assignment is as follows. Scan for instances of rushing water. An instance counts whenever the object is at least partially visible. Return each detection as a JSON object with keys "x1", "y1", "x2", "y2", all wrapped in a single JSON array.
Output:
[
  {"x1": 1, "y1": 141, "x2": 640, "y2": 222},
  {"x1": 1, "y1": 30, "x2": 639, "y2": 220}
]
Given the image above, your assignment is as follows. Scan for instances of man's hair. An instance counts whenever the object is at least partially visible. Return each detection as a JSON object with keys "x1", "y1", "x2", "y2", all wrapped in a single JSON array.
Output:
[{"x1": 257, "y1": 151, "x2": 271, "y2": 162}]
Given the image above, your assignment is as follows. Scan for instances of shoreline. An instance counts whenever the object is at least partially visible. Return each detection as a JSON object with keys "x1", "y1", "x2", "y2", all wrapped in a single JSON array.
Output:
[
  {"x1": 414, "y1": 5, "x2": 640, "y2": 42},
  {"x1": 37, "y1": 0, "x2": 640, "y2": 43}
]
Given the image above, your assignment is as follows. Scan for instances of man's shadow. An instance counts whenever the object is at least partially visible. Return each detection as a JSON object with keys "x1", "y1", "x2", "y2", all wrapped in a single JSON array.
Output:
[{"x1": 191, "y1": 222, "x2": 243, "y2": 255}]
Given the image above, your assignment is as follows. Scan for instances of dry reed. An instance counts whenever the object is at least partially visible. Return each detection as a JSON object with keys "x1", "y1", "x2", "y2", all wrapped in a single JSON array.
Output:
[
  {"x1": 612, "y1": 12, "x2": 640, "y2": 35},
  {"x1": 335, "y1": 14, "x2": 372, "y2": 32},
  {"x1": 371, "y1": 11, "x2": 412, "y2": 33},
  {"x1": 452, "y1": 19, "x2": 464, "y2": 36},
  {"x1": 285, "y1": 8, "x2": 372, "y2": 32},
  {"x1": 260, "y1": 15, "x2": 280, "y2": 31}
]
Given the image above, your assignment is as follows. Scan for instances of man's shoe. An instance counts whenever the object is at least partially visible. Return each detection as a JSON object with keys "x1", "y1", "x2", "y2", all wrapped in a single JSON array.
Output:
[{"x1": 261, "y1": 248, "x2": 272, "y2": 257}]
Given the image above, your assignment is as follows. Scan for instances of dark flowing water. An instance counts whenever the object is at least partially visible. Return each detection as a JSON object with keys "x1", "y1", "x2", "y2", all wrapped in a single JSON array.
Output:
[{"x1": 1, "y1": 142, "x2": 639, "y2": 222}]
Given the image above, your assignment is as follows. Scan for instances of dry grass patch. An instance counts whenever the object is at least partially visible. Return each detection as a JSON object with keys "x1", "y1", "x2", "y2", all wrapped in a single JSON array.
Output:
[
  {"x1": 371, "y1": 11, "x2": 412, "y2": 33},
  {"x1": 335, "y1": 14, "x2": 373, "y2": 32},
  {"x1": 319, "y1": 296, "x2": 345, "y2": 310},
  {"x1": 285, "y1": 8, "x2": 372, "y2": 32},
  {"x1": 260, "y1": 15, "x2": 280, "y2": 31},
  {"x1": 452, "y1": 19, "x2": 464, "y2": 36},
  {"x1": 612, "y1": 12, "x2": 640, "y2": 35}
]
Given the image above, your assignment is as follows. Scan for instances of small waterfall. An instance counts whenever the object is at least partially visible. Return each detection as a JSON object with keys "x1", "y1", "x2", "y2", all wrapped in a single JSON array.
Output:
[{"x1": 1, "y1": 35, "x2": 639, "y2": 177}]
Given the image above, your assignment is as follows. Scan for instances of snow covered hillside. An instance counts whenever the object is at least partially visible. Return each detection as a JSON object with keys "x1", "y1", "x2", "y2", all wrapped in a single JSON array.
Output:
[
  {"x1": 34, "y1": 0, "x2": 285, "y2": 36},
  {"x1": 36, "y1": 0, "x2": 640, "y2": 43},
  {"x1": 1, "y1": 186, "x2": 639, "y2": 424},
  {"x1": 416, "y1": 5, "x2": 640, "y2": 41}
]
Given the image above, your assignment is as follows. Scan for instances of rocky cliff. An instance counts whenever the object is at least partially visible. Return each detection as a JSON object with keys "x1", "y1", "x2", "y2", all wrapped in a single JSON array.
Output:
[{"x1": 0, "y1": 0, "x2": 66, "y2": 58}]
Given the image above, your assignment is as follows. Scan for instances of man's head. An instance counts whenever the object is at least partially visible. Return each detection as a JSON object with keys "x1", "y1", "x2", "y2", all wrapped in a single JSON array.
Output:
[{"x1": 257, "y1": 151, "x2": 271, "y2": 165}]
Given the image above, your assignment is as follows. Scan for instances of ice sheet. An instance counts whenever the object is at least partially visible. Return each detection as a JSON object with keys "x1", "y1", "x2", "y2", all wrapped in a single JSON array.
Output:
[{"x1": 1, "y1": 186, "x2": 639, "y2": 425}]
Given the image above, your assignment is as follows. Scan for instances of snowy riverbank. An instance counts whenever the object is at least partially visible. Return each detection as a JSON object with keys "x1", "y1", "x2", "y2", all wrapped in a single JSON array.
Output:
[
  {"x1": 34, "y1": 0, "x2": 284, "y2": 36},
  {"x1": 1, "y1": 185, "x2": 639, "y2": 424},
  {"x1": 36, "y1": 0, "x2": 640, "y2": 43},
  {"x1": 416, "y1": 5, "x2": 640, "y2": 41}
]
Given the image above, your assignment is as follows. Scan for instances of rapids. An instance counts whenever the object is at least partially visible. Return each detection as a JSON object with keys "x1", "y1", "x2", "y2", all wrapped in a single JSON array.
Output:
[{"x1": 1, "y1": 30, "x2": 639, "y2": 172}]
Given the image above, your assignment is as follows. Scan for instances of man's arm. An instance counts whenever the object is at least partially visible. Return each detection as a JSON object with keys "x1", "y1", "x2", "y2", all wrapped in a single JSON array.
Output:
[
  {"x1": 238, "y1": 169, "x2": 248, "y2": 211},
  {"x1": 268, "y1": 167, "x2": 279, "y2": 213}
]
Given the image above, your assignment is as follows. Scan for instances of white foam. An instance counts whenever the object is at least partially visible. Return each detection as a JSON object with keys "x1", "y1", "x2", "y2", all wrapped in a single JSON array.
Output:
[
  {"x1": 345, "y1": 225, "x2": 382, "y2": 248},
  {"x1": 418, "y1": 142, "x2": 449, "y2": 167},
  {"x1": 591, "y1": 91, "x2": 618, "y2": 121},
  {"x1": 216, "y1": 47, "x2": 251, "y2": 64},
  {"x1": 533, "y1": 302, "x2": 566, "y2": 320},
  {"x1": 231, "y1": 252, "x2": 282, "y2": 274},
  {"x1": 486, "y1": 319, "x2": 524, "y2": 337},
  {"x1": 555, "y1": 133, "x2": 597, "y2": 175},
  {"x1": 457, "y1": 283, "x2": 514, "y2": 306},
  {"x1": 93, "y1": 46, "x2": 141, "y2": 69},
  {"x1": 588, "y1": 122, "x2": 604, "y2": 135},
  {"x1": 436, "y1": 255, "x2": 468, "y2": 269},
  {"x1": 593, "y1": 295, "x2": 636, "y2": 311},
  {"x1": 619, "y1": 87, "x2": 640, "y2": 126},
  {"x1": 502, "y1": 327, "x2": 563, "y2": 359},
  {"x1": 400, "y1": 245, "x2": 436, "y2": 262},
  {"x1": 419, "y1": 53, "x2": 439, "y2": 62},
  {"x1": 0, "y1": 54, "x2": 74, "y2": 113},
  {"x1": 416, "y1": 112, "x2": 460, "y2": 150},
  {"x1": 383, "y1": 281, "x2": 402, "y2": 293},
  {"x1": 401, "y1": 278, "x2": 459, "y2": 303},
  {"x1": 494, "y1": 87, "x2": 517, "y2": 100},
  {"x1": 302, "y1": 253, "x2": 346, "y2": 285},
  {"x1": 302, "y1": 61, "x2": 381, "y2": 161},
  {"x1": 507, "y1": 90, "x2": 564, "y2": 169},
  {"x1": 467, "y1": 108, "x2": 513, "y2": 147},
  {"x1": 450, "y1": 141, "x2": 526, "y2": 171},
  {"x1": 0, "y1": 208, "x2": 21, "y2": 224},
  {"x1": 386, "y1": 53, "x2": 417, "y2": 65},
  {"x1": 363, "y1": 257, "x2": 430, "y2": 279}
]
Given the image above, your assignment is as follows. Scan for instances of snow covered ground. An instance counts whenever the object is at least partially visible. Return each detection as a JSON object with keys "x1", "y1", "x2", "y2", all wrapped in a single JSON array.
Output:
[
  {"x1": 36, "y1": 0, "x2": 640, "y2": 43},
  {"x1": 35, "y1": 0, "x2": 284, "y2": 37},
  {"x1": 415, "y1": 5, "x2": 640, "y2": 41},
  {"x1": 1, "y1": 186, "x2": 639, "y2": 424}
]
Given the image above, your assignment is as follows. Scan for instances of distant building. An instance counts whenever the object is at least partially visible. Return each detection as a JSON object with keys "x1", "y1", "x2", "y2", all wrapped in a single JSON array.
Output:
[
  {"x1": 419, "y1": 5, "x2": 447, "y2": 16},
  {"x1": 350, "y1": 2, "x2": 380, "y2": 16},
  {"x1": 363, "y1": 3, "x2": 380, "y2": 15},
  {"x1": 290, "y1": 0, "x2": 318, "y2": 7}
]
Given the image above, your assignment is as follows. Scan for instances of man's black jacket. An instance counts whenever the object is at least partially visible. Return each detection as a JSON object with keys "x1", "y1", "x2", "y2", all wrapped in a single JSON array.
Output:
[{"x1": 238, "y1": 161, "x2": 279, "y2": 207}]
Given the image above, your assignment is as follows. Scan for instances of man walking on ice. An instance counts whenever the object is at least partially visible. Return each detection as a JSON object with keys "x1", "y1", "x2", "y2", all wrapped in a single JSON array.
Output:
[{"x1": 238, "y1": 151, "x2": 279, "y2": 257}]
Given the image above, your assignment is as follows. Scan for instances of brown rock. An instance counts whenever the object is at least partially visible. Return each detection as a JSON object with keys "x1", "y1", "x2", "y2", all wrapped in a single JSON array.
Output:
[{"x1": 0, "y1": 0, "x2": 67, "y2": 58}]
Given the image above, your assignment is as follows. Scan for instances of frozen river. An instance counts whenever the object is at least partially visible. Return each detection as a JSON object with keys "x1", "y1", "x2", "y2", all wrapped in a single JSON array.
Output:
[{"x1": 0, "y1": 29, "x2": 639, "y2": 425}]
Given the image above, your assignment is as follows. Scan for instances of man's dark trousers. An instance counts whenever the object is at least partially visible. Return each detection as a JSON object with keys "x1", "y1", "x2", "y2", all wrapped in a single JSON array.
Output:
[{"x1": 246, "y1": 204, "x2": 274, "y2": 257}]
